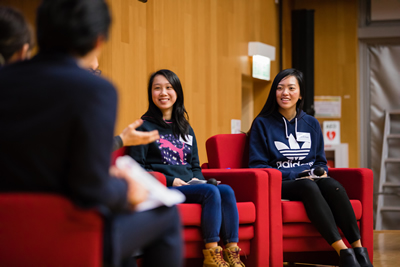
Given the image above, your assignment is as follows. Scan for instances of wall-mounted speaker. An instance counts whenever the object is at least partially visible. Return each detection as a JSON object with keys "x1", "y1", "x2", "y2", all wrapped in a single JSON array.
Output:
[{"x1": 292, "y1": 9, "x2": 315, "y2": 116}]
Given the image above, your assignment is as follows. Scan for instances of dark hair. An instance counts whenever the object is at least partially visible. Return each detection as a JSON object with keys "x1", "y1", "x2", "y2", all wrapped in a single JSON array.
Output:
[
  {"x1": 256, "y1": 68, "x2": 305, "y2": 118},
  {"x1": 0, "y1": 6, "x2": 33, "y2": 65},
  {"x1": 143, "y1": 69, "x2": 190, "y2": 141},
  {"x1": 36, "y1": 0, "x2": 111, "y2": 56}
]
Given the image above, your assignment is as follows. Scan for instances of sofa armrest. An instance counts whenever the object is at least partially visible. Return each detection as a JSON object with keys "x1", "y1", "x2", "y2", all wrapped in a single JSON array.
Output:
[
  {"x1": 202, "y1": 168, "x2": 283, "y2": 267},
  {"x1": 201, "y1": 162, "x2": 210, "y2": 169},
  {"x1": 202, "y1": 169, "x2": 270, "y2": 203},
  {"x1": 149, "y1": 171, "x2": 167, "y2": 186},
  {"x1": 328, "y1": 168, "x2": 374, "y2": 259},
  {"x1": 328, "y1": 168, "x2": 373, "y2": 202},
  {"x1": 258, "y1": 168, "x2": 283, "y2": 183}
]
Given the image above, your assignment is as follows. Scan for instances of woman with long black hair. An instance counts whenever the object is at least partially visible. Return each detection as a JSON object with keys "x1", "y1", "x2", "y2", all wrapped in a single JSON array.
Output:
[
  {"x1": 128, "y1": 69, "x2": 245, "y2": 267},
  {"x1": 248, "y1": 68, "x2": 373, "y2": 267}
]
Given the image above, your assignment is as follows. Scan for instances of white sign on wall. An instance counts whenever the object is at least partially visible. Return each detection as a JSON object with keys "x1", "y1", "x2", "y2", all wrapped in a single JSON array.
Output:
[
  {"x1": 323, "y1": 121, "x2": 340, "y2": 145},
  {"x1": 315, "y1": 96, "x2": 341, "y2": 118},
  {"x1": 252, "y1": 55, "x2": 271, "y2": 81},
  {"x1": 231, "y1": 119, "x2": 241, "y2": 134}
]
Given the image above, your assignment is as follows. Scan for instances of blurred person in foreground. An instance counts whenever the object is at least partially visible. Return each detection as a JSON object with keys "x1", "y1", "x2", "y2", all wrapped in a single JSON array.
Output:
[
  {"x1": 0, "y1": 1, "x2": 182, "y2": 266},
  {"x1": 0, "y1": 6, "x2": 33, "y2": 67}
]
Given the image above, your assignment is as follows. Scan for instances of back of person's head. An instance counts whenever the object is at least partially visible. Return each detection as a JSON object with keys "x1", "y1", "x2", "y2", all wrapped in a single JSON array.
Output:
[
  {"x1": 37, "y1": 0, "x2": 111, "y2": 57},
  {"x1": 257, "y1": 68, "x2": 305, "y2": 118},
  {"x1": 0, "y1": 6, "x2": 33, "y2": 66},
  {"x1": 145, "y1": 69, "x2": 190, "y2": 140}
]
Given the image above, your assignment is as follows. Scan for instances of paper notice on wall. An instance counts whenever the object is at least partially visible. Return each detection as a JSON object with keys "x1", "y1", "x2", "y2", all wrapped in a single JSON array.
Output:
[{"x1": 314, "y1": 96, "x2": 341, "y2": 118}]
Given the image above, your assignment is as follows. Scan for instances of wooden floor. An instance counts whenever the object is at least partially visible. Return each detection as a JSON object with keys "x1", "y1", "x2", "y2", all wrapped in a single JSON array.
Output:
[
  {"x1": 284, "y1": 230, "x2": 400, "y2": 267},
  {"x1": 373, "y1": 230, "x2": 400, "y2": 267}
]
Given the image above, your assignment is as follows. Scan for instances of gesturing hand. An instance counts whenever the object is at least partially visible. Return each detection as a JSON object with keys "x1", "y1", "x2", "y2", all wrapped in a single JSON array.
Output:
[{"x1": 119, "y1": 119, "x2": 160, "y2": 146}]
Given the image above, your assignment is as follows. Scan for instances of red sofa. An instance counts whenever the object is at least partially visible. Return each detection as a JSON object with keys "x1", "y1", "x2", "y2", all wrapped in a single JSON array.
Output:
[
  {"x1": 112, "y1": 147, "x2": 272, "y2": 266},
  {"x1": 203, "y1": 133, "x2": 374, "y2": 266},
  {"x1": 0, "y1": 193, "x2": 103, "y2": 266}
]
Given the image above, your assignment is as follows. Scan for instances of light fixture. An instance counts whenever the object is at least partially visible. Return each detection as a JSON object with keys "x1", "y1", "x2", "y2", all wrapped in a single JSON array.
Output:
[{"x1": 248, "y1": 42, "x2": 275, "y2": 81}]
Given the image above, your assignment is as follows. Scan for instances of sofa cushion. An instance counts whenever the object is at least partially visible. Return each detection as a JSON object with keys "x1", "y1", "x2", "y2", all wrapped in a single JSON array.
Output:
[
  {"x1": 282, "y1": 200, "x2": 362, "y2": 223},
  {"x1": 282, "y1": 221, "x2": 360, "y2": 238},
  {"x1": 0, "y1": 194, "x2": 102, "y2": 266},
  {"x1": 283, "y1": 236, "x2": 341, "y2": 252},
  {"x1": 179, "y1": 202, "x2": 256, "y2": 226}
]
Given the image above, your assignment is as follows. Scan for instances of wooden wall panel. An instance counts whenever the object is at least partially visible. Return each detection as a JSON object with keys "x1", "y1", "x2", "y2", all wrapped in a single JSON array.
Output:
[
  {"x1": 0, "y1": 0, "x2": 359, "y2": 168},
  {"x1": 1, "y1": 0, "x2": 280, "y2": 165},
  {"x1": 102, "y1": 0, "x2": 280, "y2": 164},
  {"x1": 0, "y1": 0, "x2": 40, "y2": 26},
  {"x1": 286, "y1": 0, "x2": 359, "y2": 167}
]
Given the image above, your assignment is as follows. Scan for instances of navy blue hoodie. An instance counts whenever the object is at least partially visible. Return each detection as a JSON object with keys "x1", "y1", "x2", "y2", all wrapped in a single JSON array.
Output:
[
  {"x1": 127, "y1": 118, "x2": 204, "y2": 187},
  {"x1": 249, "y1": 110, "x2": 328, "y2": 181}
]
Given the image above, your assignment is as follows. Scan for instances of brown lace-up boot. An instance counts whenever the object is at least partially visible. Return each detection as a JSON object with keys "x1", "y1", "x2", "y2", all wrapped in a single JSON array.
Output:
[
  {"x1": 223, "y1": 246, "x2": 245, "y2": 267},
  {"x1": 203, "y1": 246, "x2": 230, "y2": 267}
]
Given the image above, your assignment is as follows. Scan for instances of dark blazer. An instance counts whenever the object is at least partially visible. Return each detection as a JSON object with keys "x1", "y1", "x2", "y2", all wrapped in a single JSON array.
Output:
[{"x1": 0, "y1": 52, "x2": 128, "y2": 211}]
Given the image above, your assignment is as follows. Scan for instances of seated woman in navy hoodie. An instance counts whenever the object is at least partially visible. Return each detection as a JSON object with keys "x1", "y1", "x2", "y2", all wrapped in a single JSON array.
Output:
[
  {"x1": 128, "y1": 69, "x2": 245, "y2": 267},
  {"x1": 248, "y1": 68, "x2": 373, "y2": 267}
]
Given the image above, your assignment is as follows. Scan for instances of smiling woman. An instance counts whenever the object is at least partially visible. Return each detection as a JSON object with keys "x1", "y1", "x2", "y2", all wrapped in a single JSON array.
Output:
[
  {"x1": 151, "y1": 74, "x2": 177, "y2": 120},
  {"x1": 276, "y1": 75, "x2": 302, "y2": 121},
  {"x1": 127, "y1": 69, "x2": 246, "y2": 267},
  {"x1": 248, "y1": 68, "x2": 373, "y2": 267}
]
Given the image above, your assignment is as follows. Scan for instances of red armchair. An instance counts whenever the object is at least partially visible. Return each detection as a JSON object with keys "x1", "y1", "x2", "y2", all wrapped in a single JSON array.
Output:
[
  {"x1": 0, "y1": 193, "x2": 103, "y2": 266},
  {"x1": 204, "y1": 133, "x2": 374, "y2": 266},
  {"x1": 112, "y1": 147, "x2": 272, "y2": 267}
]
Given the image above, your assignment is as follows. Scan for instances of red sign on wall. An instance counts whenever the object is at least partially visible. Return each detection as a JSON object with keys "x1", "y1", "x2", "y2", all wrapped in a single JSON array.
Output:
[{"x1": 323, "y1": 121, "x2": 340, "y2": 145}]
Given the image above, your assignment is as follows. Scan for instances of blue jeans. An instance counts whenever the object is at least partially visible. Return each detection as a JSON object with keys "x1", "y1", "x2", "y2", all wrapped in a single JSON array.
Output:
[{"x1": 174, "y1": 184, "x2": 239, "y2": 244}]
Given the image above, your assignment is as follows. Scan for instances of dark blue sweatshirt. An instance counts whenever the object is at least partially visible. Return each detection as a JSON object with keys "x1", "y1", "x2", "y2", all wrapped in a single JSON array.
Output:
[
  {"x1": 0, "y1": 52, "x2": 128, "y2": 211},
  {"x1": 127, "y1": 118, "x2": 204, "y2": 187},
  {"x1": 249, "y1": 110, "x2": 328, "y2": 181}
]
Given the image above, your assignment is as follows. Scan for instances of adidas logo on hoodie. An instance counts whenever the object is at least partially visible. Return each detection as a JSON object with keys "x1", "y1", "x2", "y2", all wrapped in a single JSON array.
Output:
[{"x1": 275, "y1": 134, "x2": 314, "y2": 169}]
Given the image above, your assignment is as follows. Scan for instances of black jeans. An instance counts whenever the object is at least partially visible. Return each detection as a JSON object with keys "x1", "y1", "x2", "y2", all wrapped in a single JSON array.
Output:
[
  {"x1": 103, "y1": 205, "x2": 183, "y2": 267},
  {"x1": 282, "y1": 178, "x2": 361, "y2": 245}
]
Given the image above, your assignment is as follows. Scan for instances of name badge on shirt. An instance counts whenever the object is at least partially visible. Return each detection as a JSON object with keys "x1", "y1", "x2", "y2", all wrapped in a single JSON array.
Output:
[
  {"x1": 180, "y1": 135, "x2": 193, "y2": 146},
  {"x1": 297, "y1": 132, "x2": 311, "y2": 143}
]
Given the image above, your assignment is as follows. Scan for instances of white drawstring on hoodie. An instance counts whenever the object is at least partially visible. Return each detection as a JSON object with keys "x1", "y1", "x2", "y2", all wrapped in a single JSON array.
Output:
[{"x1": 282, "y1": 117, "x2": 297, "y2": 139}]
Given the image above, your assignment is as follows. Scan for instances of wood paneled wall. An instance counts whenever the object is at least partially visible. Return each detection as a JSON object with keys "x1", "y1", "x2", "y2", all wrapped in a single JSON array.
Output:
[
  {"x1": 102, "y1": 0, "x2": 280, "y2": 164},
  {"x1": 1, "y1": 0, "x2": 359, "y2": 167},
  {"x1": 0, "y1": 0, "x2": 40, "y2": 25},
  {"x1": 1, "y1": 0, "x2": 280, "y2": 164},
  {"x1": 282, "y1": 0, "x2": 359, "y2": 167}
]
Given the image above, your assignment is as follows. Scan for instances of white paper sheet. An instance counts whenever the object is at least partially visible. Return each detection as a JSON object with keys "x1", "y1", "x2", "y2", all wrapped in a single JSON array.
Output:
[{"x1": 115, "y1": 156, "x2": 186, "y2": 212}]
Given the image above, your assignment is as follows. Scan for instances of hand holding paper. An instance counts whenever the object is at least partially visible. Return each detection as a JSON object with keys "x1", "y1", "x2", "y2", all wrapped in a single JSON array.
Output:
[
  {"x1": 110, "y1": 166, "x2": 148, "y2": 208},
  {"x1": 115, "y1": 156, "x2": 185, "y2": 212}
]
